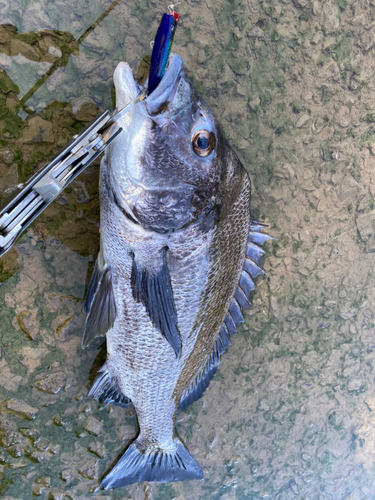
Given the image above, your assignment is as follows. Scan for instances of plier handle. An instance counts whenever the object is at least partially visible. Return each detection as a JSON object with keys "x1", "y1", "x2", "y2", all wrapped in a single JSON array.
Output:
[{"x1": 0, "y1": 91, "x2": 146, "y2": 257}]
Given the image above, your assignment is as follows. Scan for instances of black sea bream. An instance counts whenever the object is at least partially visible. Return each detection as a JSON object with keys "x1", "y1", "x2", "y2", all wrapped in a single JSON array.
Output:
[{"x1": 82, "y1": 53, "x2": 272, "y2": 489}]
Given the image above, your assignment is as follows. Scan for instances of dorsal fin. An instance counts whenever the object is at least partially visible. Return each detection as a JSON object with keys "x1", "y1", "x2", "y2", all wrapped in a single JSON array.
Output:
[
  {"x1": 131, "y1": 247, "x2": 181, "y2": 357},
  {"x1": 179, "y1": 223, "x2": 274, "y2": 410}
]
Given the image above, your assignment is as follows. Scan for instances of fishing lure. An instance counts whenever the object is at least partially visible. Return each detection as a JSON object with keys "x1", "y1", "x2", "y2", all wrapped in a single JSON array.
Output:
[{"x1": 148, "y1": 5, "x2": 180, "y2": 94}]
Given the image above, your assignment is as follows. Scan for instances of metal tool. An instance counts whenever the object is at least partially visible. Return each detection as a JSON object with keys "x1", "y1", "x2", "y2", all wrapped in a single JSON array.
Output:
[{"x1": 0, "y1": 91, "x2": 146, "y2": 257}]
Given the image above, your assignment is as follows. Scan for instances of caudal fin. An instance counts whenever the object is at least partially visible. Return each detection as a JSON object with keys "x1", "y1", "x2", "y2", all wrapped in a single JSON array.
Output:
[{"x1": 100, "y1": 436, "x2": 203, "y2": 489}]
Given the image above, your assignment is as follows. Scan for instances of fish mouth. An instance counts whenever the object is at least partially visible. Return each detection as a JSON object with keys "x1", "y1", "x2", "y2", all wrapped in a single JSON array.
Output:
[
  {"x1": 112, "y1": 53, "x2": 183, "y2": 122},
  {"x1": 144, "y1": 53, "x2": 183, "y2": 117}
]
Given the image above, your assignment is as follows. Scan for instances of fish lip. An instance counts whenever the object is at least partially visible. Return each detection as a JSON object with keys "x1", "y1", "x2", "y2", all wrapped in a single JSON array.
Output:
[{"x1": 144, "y1": 53, "x2": 183, "y2": 116}]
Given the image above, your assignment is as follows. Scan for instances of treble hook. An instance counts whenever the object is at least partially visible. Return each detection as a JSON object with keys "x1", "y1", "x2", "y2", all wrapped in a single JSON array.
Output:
[{"x1": 168, "y1": 2, "x2": 180, "y2": 14}]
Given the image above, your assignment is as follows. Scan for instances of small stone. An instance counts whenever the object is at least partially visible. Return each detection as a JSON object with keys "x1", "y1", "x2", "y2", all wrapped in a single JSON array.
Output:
[
  {"x1": 296, "y1": 114, "x2": 310, "y2": 128},
  {"x1": 80, "y1": 403, "x2": 91, "y2": 413},
  {"x1": 16, "y1": 310, "x2": 39, "y2": 340},
  {"x1": 84, "y1": 416, "x2": 103, "y2": 436},
  {"x1": 55, "y1": 316, "x2": 75, "y2": 339},
  {"x1": 78, "y1": 459, "x2": 98, "y2": 480},
  {"x1": 355, "y1": 211, "x2": 375, "y2": 242},
  {"x1": 22, "y1": 116, "x2": 54, "y2": 144},
  {"x1": 208, "y1": 434, "x2": 216, "y2": 448},
  {"x1": 19, "y1": 427, "x2": 38, "y2": 439},
  {"x1": 347, "y1": 378, "x2": 363, "y2": 392},
  {"x1": 34, "y1": 372, "x2": 66, "y2": 394},
  {"x1": 74, "y1": 101, "x2": 100, "y2": 122},
  {"x1": 48, "y1": 490, "x2": 73, "y2": 500},
  {"x1": 88, "y1": 440, "x2": 106, "y2": 459},
  {"x1": 48, "y1": 46, "x2": 62, "y2": 58},
  {"x1": 48, "y1": 490, "x2": 67, "y2": 500},
  {"x1": 5, "y1": 398, "x2": 38, "y2": 420},
  {"x1": 55, "y1": 195, "x2": 68, "y2": 206},
  {"x1": 30, "y1": 450, "x2": 51, "y2": 462},
  {"x1": 248, "y1": 95, "x2": 260, "y2": 111},
  {"x1": 35, "y1": 476, "x2": 51, "y2": 486},
  {"x1": 8, "y1": 460, "x2": 26, "y2": 468},
  {"x1": 365, "y1": 394, "x2": 375, "y2": 411},
  {"x1": 0, "y1": 148, "x2": 14, "y2": 164},
  {"x1": 60, "y1": 469, "x2": 72, "y2": 482},
  {"x1": 343, "y1": 489, "x2": 363, "y2": 500},
  {"x1": 33, "y1": 436, "x2": 50, "y2": 451},
  {"x1": 32, "y1": 484, "x2": 45, "y2": 496}
]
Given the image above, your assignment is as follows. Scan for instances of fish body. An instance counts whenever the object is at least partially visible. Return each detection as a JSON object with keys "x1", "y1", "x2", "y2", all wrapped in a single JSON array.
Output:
[{"x1": 82, "y1": 54, "x2": 272, "y2": 489}]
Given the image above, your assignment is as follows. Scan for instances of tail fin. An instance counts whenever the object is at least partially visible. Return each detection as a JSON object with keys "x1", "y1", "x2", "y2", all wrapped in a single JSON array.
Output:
[{"x1": 100, "y1": 436, "x2": 203, "y2": 489}]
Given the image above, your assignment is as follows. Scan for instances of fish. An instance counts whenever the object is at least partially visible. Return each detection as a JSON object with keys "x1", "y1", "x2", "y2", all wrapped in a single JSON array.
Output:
[{"x1": 81, "y1": 52, "x2": 273, "y2": 489}]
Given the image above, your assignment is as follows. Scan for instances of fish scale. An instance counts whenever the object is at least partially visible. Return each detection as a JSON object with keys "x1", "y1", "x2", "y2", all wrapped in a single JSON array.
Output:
[
  {"x1": 82, "y1": 53, "x2": 273, "y2": 489},
  {"x1": 100, "y1": 158, "x2": 202, "y2": 447}
]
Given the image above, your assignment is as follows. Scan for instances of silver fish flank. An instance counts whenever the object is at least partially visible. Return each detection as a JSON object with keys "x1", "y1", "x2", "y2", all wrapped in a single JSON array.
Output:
[{"x1": 82, "y1": 53, "x2": 273, "y2": 489}]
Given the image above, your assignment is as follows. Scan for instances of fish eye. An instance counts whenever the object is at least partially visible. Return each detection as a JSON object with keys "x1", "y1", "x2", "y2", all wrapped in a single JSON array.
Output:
[{"x1": 192, "y1": 130, "x2": 215, "y2": 157}]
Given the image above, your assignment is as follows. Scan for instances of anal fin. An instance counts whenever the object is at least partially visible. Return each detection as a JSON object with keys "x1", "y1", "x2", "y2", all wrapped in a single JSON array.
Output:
[{"x1": 89, "y1": 365, "x2": 131, "y2": 408}]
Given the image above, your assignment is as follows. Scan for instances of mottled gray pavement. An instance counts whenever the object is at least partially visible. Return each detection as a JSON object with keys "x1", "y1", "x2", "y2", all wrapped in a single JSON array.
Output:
[{"x1": 1, "y1": 0, "x2": 375, "y2": 499}]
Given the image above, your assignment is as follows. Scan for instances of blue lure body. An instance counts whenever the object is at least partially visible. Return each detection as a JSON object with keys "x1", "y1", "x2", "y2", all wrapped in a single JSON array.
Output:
[{"x1": 148, "y1": 11, "x2": 179, "y2": 95}]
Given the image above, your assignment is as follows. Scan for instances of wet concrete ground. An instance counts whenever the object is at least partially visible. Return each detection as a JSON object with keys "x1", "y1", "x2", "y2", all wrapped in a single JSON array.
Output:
[{"x1": 1, "y1": 0, "x2": 375, "y2": 499}]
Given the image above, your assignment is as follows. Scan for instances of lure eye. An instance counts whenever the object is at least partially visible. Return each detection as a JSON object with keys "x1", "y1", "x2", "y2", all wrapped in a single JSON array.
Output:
[{"x1": 192, "y1": 130, "x2": 215, "y2": 157}]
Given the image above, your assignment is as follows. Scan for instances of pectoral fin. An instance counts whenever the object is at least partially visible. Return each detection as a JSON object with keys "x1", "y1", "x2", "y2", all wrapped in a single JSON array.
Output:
[{"x1": 131, "y1": 247, "x2": 181, "y2": 357}]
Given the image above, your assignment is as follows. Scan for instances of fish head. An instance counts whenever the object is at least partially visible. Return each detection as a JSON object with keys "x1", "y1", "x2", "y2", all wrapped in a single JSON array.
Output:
[{"x1": 107, "y1": 53, "x2": 243, "y2": 232}]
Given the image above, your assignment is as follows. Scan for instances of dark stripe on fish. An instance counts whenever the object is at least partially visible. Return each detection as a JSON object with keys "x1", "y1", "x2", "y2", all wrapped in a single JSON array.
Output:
[{"x1": 131, "y1": 247, "x2": 182, "y2": 357}]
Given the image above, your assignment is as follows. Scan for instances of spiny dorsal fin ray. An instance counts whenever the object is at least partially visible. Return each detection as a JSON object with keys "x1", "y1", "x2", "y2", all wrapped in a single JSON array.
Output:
[
  {"x1": 229, "y1": 298, "x2": 244, "y2": 326},
  {"x1": 131, "y1": 247, "x2": 181, "y2": 357},
  {"x1": 243, "y1": 258, "x2": 265, "y2": 279},
  {"x1": 248, "y1": 231, "x2": 276, "y2": 246},
  {"x1": 179, "y1": 360, "x2": 218, "y2": 410},
  {"x1": 235, "y1": 287, "x2": 250, "y2": 309},
  {"x1": 82, "y1": 266, "x2": 117, "y2": 349},
  {"x1": 219, "y1": 324, "x2": 231, "y2": 351},
  {"x1": 246, "y1": 241, "x2": 265, "y2": 266},
  {"x1": 178, "y1": 224, "x2": 274, "y2": 410},
  {"x1": 239, "y1": 270, "x2": 256, "y2": 297}
]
